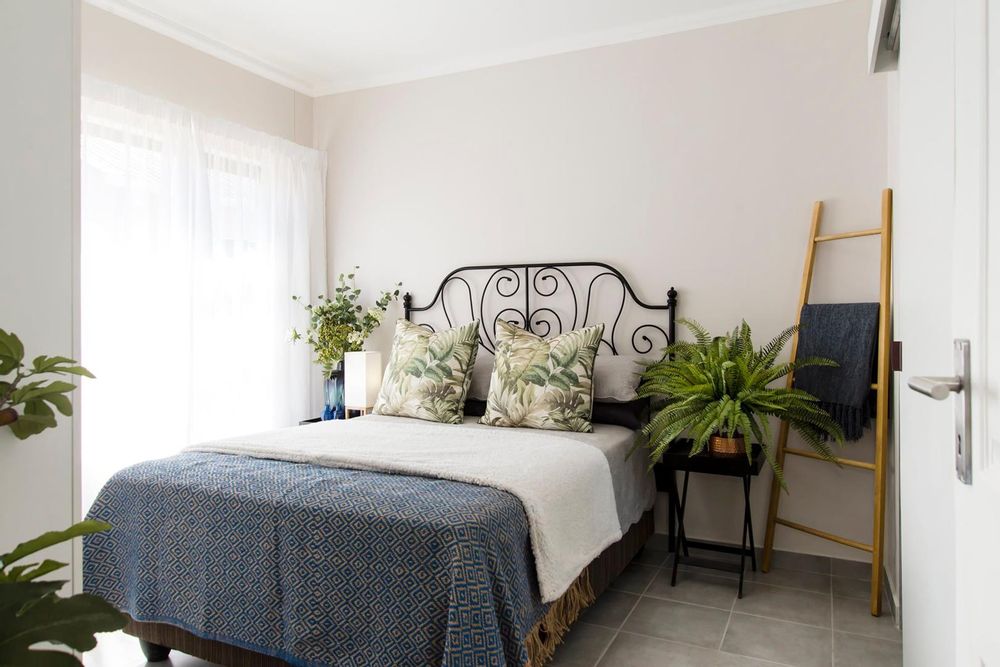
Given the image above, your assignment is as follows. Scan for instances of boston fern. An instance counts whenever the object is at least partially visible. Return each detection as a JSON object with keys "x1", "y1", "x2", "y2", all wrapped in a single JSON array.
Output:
[{"x1": 636, "y1": 319, "x2": 844, "y2": 484}]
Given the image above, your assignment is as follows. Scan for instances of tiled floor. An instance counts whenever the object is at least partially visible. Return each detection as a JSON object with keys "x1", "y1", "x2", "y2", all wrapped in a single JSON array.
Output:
[
  {"x1": 551, "y1": 537, "x2": 902, "y2": 667},
  {"x1": 87, "y1": 539, "x2": 902, "y2": 667}
]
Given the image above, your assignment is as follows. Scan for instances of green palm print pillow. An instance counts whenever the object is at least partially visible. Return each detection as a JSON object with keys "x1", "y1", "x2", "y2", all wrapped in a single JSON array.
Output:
[
  {"x1": 372, "y1": 319, "x2": 480, "y2": 424},
  {"x1": 480, "y1": 320, "x2": 604, "y2": 432}
]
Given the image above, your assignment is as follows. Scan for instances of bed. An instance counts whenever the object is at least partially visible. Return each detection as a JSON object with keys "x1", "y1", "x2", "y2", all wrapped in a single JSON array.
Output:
[{"x1": 83, "y1": 262, "x2": 679, "y2": 666}]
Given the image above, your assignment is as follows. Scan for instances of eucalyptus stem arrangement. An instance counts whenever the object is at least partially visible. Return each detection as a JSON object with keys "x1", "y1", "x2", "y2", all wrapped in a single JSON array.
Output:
[
  {"x1": 292, "y1": 267, "x2": 401, "y2": 375},
  {"x1": 636, "y1": 319, "x2": 845, "y2": 484}
]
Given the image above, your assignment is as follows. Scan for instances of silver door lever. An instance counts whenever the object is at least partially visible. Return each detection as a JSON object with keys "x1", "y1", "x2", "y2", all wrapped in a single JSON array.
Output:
[
  {"x1": 907, "y1": 376, "x2": 963, "y2": 400},
  {"x1": 906, "y1": 339, "x2": 972, "y2": 484}
]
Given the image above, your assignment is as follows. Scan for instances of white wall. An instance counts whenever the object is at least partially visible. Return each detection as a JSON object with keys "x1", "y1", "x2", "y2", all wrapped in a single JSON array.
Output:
[
  {"x1": 81, "y1": 3, "x2": 312, "y2": 146},
  {"x1": 314, "y1": 0, "x2": 891, "y2": 561},
  {"x1": 0, "y1": 0, "x2": 81, "y2": 586}
]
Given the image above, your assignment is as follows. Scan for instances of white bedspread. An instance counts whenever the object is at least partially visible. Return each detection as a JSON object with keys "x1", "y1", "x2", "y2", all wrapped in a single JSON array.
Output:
[{"x1": 186, "y1": 415, "x2": 623, "y2": 603}]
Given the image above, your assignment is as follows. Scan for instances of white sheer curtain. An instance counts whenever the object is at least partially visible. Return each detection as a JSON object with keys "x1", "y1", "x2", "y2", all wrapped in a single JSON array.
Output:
[{"x1": 80, "y1": 78, "x2": 327, "y2": 509}]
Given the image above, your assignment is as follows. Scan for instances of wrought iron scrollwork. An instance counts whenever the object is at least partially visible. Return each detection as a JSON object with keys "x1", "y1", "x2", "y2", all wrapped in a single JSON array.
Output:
[
  {"x1": 440, "y1": 276, "x2": 475, "y2": 329},
  {"x1": 527, "y1": 307, "x2": 562, "y2": 338},
  {"x1": 404, "y1": 262, "x2": 677, "y2": 356},
  {"x1": 631, "y1": 324, "x2": 669, "y2": 355}
]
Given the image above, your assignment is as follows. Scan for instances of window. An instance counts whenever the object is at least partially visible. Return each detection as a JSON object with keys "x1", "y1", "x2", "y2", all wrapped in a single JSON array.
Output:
[{"x1": 80, "y1": 79, "x2": 326, "y2": 509}]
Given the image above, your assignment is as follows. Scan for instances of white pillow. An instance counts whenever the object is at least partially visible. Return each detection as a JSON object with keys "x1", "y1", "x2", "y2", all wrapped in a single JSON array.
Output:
[{"x1": 592, "y1": 355, "x2": 651, "y2": 402}]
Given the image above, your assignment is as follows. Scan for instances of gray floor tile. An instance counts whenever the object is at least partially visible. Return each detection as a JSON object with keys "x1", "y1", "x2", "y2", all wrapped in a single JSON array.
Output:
[
  {"x1": 599, "y1": 632, "x2": 774, "y2": 666},
  {"x1": 675, "y1": 545, "x2": 746, "y2": 580},
  {"x1": 831, "y1": 576, "x2": 869, "y2": 600},
  {"x1": 645, "y1": 568, "x2": 737, "y2": 610},
  {"x1": 833, "y1": 631, "x2": 902, "y2": 667},
  {"x1": 687, "y1": 545, "x2": 743, "y2": 565},
  {"x1": 580, "y1": 590, "x2": 640, "y2": 629},
  {"x1": 831, "y1": 558, "x2": 871, "y2": 581},
  {"x1": 647, "y1": 532, "x2": 673, "y2": 551},
  {"x1": 680, "y1": 562, "x2": 740, "y2": 581},
  {"x1": 622, "y1": 597, "x2": 731, "y2": 649},
  {"x1": 747, "y1": 566, "x2": 831, "y2": 595},
  {"x1": 677, "y1": 557, "x2": 832, "y2": 595},
  {"x1": 769, "y1": 550, "x2": 832, "y2": 575},
  {"x1": 549, "y1": 623, "x2": 616, "y2": 667},
  {"x1": 734, "y1": 582, "x2": 832, "y2": 628},
  {"x1": 609, "y1": 562, "x2": 658, "y2": 594},
  {"x1": 832, "y1": 596, "x2": 901, "y2": 641},
  {"x1": 722, "y1": 612, "x2": 833, "y2": 667},
  {"x1": 634, "y1": 548, "x2": 670, "y2": 567}
]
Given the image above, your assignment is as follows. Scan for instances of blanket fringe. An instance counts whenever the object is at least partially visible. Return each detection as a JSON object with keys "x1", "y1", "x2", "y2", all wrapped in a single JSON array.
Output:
[{"x1": 523, "y1": 569, "x2": 595, "y2": 667}]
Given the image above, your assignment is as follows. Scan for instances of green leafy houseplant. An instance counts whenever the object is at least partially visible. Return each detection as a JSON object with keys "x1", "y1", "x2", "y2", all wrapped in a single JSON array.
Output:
[
  {"x1": 291, "y1": 267, "x2": 401, "y2": 375},
  {"x1": 0, "y1": 520, "x2": 127, "y2": 665},
  {"x1": 636, "y1": 319, "x2": 845, "y2": 484},
  {"x1": 0, "y1": 329, "x2": 94, "y2": 440}
]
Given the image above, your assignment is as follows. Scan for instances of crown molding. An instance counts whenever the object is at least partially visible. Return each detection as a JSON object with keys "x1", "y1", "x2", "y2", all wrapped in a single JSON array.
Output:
[
  {"x1": 84, "y1": 0, "x2": 319, "y2": 96},
  {"x1": 312, "y1": 0, "x2": 844, "y2": 96},
  {"x1": 87, "y1": 0, "x2": 843, "y2": 99}
]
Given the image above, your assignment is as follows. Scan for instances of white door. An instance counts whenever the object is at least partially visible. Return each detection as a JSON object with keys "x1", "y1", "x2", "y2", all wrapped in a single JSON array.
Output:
[
  {"x1": 899, "y1": 0, "x2": 1000, "y2": 665},
  {"x1": 952, "y1": 1, "x2": 1000, "y2": 664}
]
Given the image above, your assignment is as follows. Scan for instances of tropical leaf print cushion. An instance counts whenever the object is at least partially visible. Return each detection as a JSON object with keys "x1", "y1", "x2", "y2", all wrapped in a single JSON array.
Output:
[
  {"x1": 372, "y1": 319, "x2": 480, "y2": 424},
  {"x1": 480, "y1": 321, "x2": 604, "y2": 432}
]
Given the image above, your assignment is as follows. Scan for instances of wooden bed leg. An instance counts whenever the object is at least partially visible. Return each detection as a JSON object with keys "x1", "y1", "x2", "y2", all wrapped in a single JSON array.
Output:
[{"x1": 139, "y1": 639, "x2": 171, "y2": 662}]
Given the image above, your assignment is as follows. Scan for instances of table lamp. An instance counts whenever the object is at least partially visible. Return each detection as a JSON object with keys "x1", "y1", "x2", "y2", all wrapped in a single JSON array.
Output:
[{"x1": 344, "y1": 351, "x2": 382, "y2": 416}]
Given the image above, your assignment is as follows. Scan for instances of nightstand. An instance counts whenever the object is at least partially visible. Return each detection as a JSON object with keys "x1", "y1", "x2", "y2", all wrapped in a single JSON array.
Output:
[
  {"x1": 344, "y1": 406, "x2": 372, "y2": 419},
  {"x1": 298, "y1": 408, "x2": 369, "y2": 426},
  {"x1": 654, "y1": 439, "x2": 765, "y2": 598}
]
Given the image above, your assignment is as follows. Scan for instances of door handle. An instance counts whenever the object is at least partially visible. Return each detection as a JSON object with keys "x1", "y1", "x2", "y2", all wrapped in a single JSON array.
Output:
[
  {"x1": 906, "y1": 339, "x2": 972, "y2": 484},
  {"x1": 907, "y1": 376, "x2": 962, "y2": 400}
]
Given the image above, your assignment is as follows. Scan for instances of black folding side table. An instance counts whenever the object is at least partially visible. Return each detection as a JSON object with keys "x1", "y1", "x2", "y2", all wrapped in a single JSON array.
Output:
[{"x1": 654, "y1": 439, "x2": 765, "y2": 598}]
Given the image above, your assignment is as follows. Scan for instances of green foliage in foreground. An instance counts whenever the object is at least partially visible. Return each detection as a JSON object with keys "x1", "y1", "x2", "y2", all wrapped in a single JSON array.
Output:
[{"x1": 0, "y1": 520, "x2": 127, "y2": 665}]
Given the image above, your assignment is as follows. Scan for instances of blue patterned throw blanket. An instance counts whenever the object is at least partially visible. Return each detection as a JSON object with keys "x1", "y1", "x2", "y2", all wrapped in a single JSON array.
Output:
[{"x1": 84, "y1": 453, "x2": 549, "y2": 667}]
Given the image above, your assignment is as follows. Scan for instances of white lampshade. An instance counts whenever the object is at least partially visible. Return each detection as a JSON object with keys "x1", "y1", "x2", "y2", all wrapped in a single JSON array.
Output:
[{"x1": 344, "y1": 351, "x2": 383, "y2": 409}]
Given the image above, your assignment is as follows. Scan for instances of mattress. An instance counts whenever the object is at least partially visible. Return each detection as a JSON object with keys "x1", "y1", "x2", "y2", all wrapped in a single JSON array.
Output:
[{"x1": 428, "y1": 415, "x2": 657, "y2": 533}]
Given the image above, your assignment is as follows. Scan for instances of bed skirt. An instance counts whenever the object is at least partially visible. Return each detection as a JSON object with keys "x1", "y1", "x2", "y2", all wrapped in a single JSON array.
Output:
[{"x1": 124, "y1": 509, "x2": 654, "y2": 667}]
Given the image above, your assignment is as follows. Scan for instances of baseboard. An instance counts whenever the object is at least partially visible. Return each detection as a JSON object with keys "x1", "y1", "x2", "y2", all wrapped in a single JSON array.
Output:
[{"x1": 882, "y1": 565, "x2": 900, "y2": 627}]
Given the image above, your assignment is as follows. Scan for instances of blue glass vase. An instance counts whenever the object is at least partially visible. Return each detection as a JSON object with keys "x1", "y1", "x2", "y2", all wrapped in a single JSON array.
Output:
[{"x1": 322, "y1": 361, "x2": 345, "y2": 420}]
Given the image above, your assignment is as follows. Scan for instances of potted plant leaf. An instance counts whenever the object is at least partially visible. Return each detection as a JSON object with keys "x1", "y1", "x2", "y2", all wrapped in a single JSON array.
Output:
[
  {"x1": 0, "y1": 328, "x2": 126, "y2": 663},
  {"x1": 0, "y1": 521, "x2": 127, "y2": 665},
  {"x1": 292, "y1": 267, "x2": 401, "y2": 420},
  {"x1": 635, "y1": 319, "x2": 844, "y2": 484},
  {"x1": 0, "y1": 328, "x2": 95, "y2": 439}
]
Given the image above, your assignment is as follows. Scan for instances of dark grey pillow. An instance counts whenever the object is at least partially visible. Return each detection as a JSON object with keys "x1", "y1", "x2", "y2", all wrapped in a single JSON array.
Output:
[
  {"x1": 464, "y1": 397, "x2": 648, "y2": 430},
  {"x1": 591, "y1": 398, "x2": 650, "y2": 430},
  {"x1": 464, "y1": 398, "x2": 488, "y2": 418}
]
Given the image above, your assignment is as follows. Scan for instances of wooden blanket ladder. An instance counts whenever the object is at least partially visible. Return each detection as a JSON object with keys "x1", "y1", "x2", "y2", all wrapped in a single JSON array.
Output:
[{"x1": 761, "y1": 188, "x2": 893, "y2": 617}]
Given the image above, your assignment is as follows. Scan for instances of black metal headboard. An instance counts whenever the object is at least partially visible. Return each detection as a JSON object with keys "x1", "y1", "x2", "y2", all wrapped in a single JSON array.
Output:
[{"x1": 403, "y1": 261, "x2": 677, "y2": 356}]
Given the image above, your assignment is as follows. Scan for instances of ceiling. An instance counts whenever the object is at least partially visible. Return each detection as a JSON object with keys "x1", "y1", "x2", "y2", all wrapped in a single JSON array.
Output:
[{"x1": 87, "y1": 0, "x2": 839, "y2": 97}]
